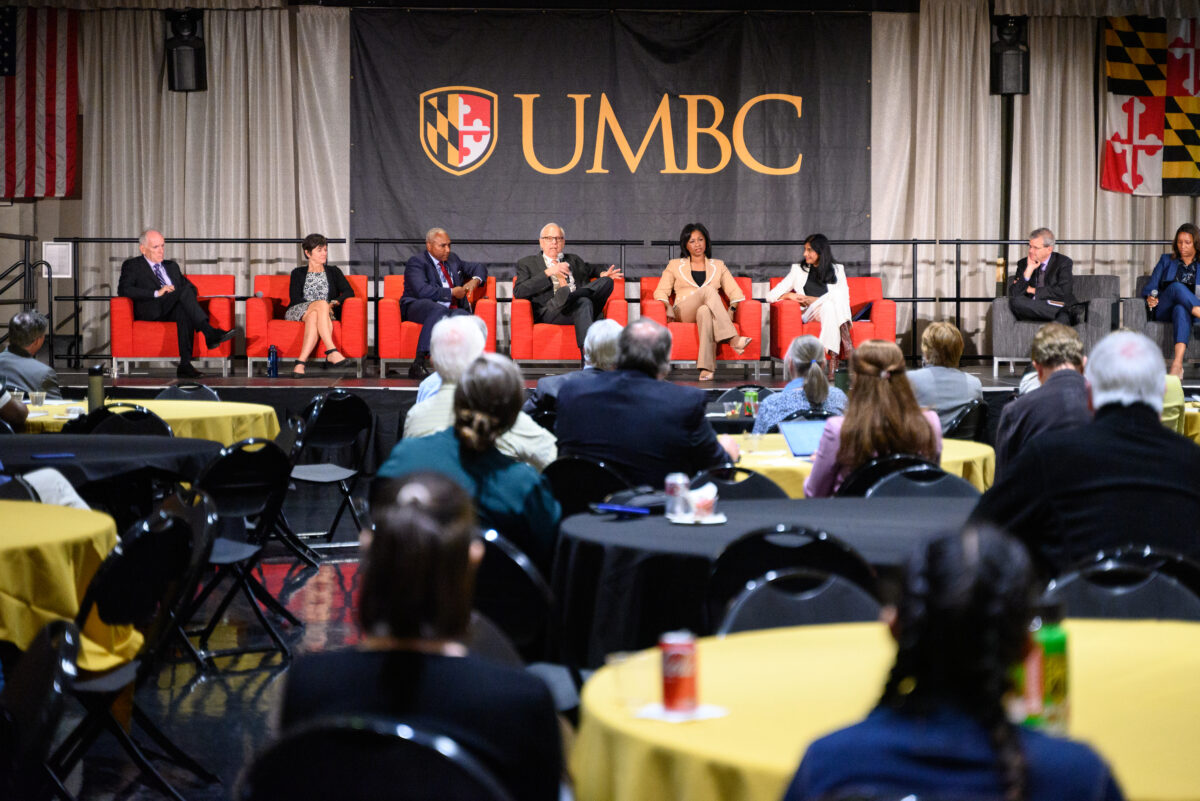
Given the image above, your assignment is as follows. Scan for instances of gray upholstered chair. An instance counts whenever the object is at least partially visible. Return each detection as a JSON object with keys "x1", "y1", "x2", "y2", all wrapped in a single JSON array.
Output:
[
  {"x1": 991, "y1": 274, "x2": 1119, "y2": 377},
  {"x1": 1121, "y1": 275, "x2": 1200, "y2": 368}
]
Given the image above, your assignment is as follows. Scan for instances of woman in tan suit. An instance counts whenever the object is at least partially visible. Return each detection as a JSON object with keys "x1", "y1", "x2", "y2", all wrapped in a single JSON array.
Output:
[{"x1": 653, "y1": 223, "x2": 752, "y2": 380}]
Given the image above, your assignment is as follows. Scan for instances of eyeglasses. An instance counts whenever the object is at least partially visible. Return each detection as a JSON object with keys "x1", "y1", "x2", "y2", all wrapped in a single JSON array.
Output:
[{"x1": 540, "y1": 236, "x2": 564, "y2": 242}]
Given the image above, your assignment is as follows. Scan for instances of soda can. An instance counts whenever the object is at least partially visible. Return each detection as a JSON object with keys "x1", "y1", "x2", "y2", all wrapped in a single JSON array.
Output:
[
  {"x1": 742, "y1": 389, "x2": 758, "y2": 416},
  {"x1": 664, "y1": 472, "x2": 691, "y2": 517},
  {"x1": 660, "y1": 630, "x2": 698, "y2": 712}
]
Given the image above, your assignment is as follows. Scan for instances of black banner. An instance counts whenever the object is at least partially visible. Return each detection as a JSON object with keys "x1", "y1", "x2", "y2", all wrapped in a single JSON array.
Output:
[{"x1": 349, "y1": 10, "x2": 871, "y2": 273}]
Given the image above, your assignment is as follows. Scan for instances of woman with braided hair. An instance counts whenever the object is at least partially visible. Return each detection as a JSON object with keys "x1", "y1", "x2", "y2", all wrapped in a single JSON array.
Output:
[
  {"x1": 803, "y1": 339, "x2": 941, "y2": 497},
  {"x1": 377, "y1": 351, "x2": 561, "y2": 571},
  {"x1": 783, "y1": 526, "x2": 1124, "y2": 801}
]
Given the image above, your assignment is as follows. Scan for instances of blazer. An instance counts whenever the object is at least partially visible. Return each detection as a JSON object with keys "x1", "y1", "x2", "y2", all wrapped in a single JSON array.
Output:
[
  {"x1": 972, "y1": 403, "x2": 1200, "y2": 573},
  {"x1": 399, "y1": 251, "x2": 488, "y2": 314},
  {"x1": 652, "y1": 258, "x2": 744, "y2": 312},
  {"x1": 992, "y1": 368, "x2": 1091, "y2": 481},
  {"x1": 117, "y1": 255, "x2": 196, "y2": 321},
  {"x1": 555, "y1": 368, "x2": 728, "y2": 488},
  {"x1": 287, "y1": 264, "x2": 355, "y2": 320},
  {"x1": 514, "y1": 252, "x2": 606, "y2": 318},
  {"x1": 0, "y1": 346, "x2": 61, "y2": 400},
  {"x1": 1142, "y1": 252, "x2": 1197, "y2": 298},
  {"x1": 1008, "y1": 251, "x2": 1077, "y2": 307},
  {"x1": 522, "y1": 366, "x2": 604, "y2": 416}
]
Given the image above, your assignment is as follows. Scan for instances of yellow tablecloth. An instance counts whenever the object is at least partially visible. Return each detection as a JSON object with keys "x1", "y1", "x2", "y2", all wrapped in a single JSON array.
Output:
[
  {"x1": 22, "y1": 398, "x2": 280, "y2": 445},
  {"x1": 572, "y1": 620, "x2": 1200, "y2": 801},
  {"x1": 733, "y1": 435, "x2": 995, "y2": 498},
  {"x1": 0, "y1": 500, "x2": 143, "y2": 671},
  {"x1": 1184, "y1": 404, "x2": 1200, "y2": 446}
]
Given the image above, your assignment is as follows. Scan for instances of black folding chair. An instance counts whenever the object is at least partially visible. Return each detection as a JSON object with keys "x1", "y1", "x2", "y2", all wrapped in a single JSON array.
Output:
[
  {"x1": 156, "y1": 382, "x2": 221, "y2": 402},
  {"x1": 190, "y1": 438, "x2": 298, "y2": 664},
  {"x1": 835, "y1": 453, "x2": 938, "y2": 497},
  {"x1": 289, "y1": 390, "x2": 374, "y2": 542},
  {"x1": 863, "y1": 466, "x2": 980, "y2": 498},
  {"x1": 62, "y1": 402, "x2": 174, "y2": 437},
  {"x1": 691, "y1": 463, "x2": 789, "y2": 499},
  {"x1": 0, "y1": 418, "x2": 13, "y2": 435},
  {"x1": 941, "y1": 397, "x2": 984, "y2": 440},
  {"x1": 0, "y1": 475, "x2": 40, "y2": 501},
  {"x1": 49, "y1": 489, "x2": 218, "y2": 801},
  {"x1": 1045, "y1": 549, "x2": 1200, "y2": 621},
  {"x1": 542, "y1": 455, "x2": 632, "y2": 517},
  {"x1": 717, "y1": 567, "x2": 882, "y2": 635},
  {"x1": 706, "y1": 525, "x2": 880, "y2": 630},
  {"x1": 716, "y1": 384, "x2": 776, "y2": 403},
  {"x1": 0, "y1": 620, "x2": 80, "y2": 801},
  {"x1": 235, "y1": 715, "x2": 515, "y2": 801}
]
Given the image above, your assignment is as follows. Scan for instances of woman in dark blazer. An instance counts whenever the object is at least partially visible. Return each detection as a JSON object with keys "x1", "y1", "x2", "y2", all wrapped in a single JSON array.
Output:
[
  {"x1": 285, "y1": 233, "x2": 354, "y2": 375},
  {"x1": 1143, "y1": 222, "x2": 1200, "y2": 378}
]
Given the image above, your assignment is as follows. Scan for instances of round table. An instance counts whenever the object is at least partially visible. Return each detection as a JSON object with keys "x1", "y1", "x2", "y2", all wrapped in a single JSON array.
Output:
[
  {"x1": 571, "y1": 620, "x2": 1200, "y2": 801},
  {"x1": 22, "y1": 398, "x2": 280, "y2": 445},
  {"x1": 1184, "y1": 404, "x2": 1200, "y2": 446},
  {"x1": 0, "y1": 500, "x2": 143, "y2": 671},
  {"x1": 734, "y1": 434, "x2": 995, "y2": 497}
]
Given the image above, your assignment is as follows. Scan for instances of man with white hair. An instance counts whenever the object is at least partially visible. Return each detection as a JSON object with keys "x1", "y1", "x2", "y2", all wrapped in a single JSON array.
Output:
[
  {"x1": 403, "y1": 315, "x2": 557, "y2": 471},
  {"x1": 513, "y1": 222, "x2": 622, "y2": 356},
  {"x1": 522, "y1": 319, "x2": 622, "y2": 419},
  {"x1": 972, "y1": 330, "x2": 1200, "y2": 573}
]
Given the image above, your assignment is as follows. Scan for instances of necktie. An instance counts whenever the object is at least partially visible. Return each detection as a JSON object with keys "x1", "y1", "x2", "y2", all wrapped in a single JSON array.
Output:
[
  {"x1": 152, "y1": 262, "x2": 169, "y2": 286},
  {"x1": 438, "y1": 260, "x2": 453, "y2": 287}
]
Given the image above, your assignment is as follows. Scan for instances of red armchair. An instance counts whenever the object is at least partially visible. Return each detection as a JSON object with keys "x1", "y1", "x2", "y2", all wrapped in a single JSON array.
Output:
[
  {"x1": 768, "y1": 275, "x2": 897, "y2": 360},
  {"x1": 245, "y1": 273, "x2": 369, "y2": 377},
  {"x1": 377, "y1": 275, "x2": 497, "y2": 375},
  {"x1": 110, "y1": 274, "x2": 235, "y2": 378},
  {"x1": 639, "y1": 275, "x2": 762, "y2": 377},
  {"x1": 509, "y1": 277, "x2": 628, "y2": 362}
]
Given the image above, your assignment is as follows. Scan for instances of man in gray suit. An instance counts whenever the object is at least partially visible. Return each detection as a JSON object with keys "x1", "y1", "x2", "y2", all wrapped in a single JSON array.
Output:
[
  {"x1": 523, "y1": 319, "x2": 622, "y2": 418},
  {"x1": 0, "y1": 311, "x2": 61, "y2": 399}
]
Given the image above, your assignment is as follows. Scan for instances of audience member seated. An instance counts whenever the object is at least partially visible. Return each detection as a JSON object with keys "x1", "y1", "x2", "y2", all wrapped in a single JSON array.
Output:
[
  {"x1": 753, "y1": 335, "x2": 847, "y2": 434},
  {"x1": 277, "y1": 471, "x2": 563, "y2": 801},
  {"x1": 783, "y1": 525, "x2": 1124, "y2": 801},
  {"x1": 0, "y1": 384, "x2": 29, "y2": 430},
  {"x1": 0, "y1": 311, "x2": 60, "y2": 399},
  {"x1": 993, "y1": 322, "x2": 1090, "y2": 482},
  {"x1": 804, "y1": 340, "x2": 942, "y2": 498},
  {"x1": 379, "y1": 353, "x2": 561, "y2": 571},
  {"x1": 555, "y1": 318, "x2": 739, "y2": 488},
  {"x1": 523, "y1": 319, "x2": 622, "y2": 417},
  {"x1": 906, "y1": 321, "x2": 983, "y2": 432},
  {"x1": 404, "y1": 316, "x2": 557, "y2": 471},
  {"x1": 974, "y1": 331, "x2": 1200, "y2": 574}
]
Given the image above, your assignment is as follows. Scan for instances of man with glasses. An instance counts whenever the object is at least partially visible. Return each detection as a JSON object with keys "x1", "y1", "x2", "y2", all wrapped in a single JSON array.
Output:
[
  {"x1": 514, "y1": 222, "x2": 622, "y2": 355},
  {"x1": 1007, "y1": 227, "x2": 1076, "y2": 324}
]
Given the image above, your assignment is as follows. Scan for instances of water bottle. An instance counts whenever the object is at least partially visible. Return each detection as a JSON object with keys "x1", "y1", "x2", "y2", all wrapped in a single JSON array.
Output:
[
  {"x1": 267, "y1": 345, "x2": 279, "y2": 378},
  {"x1": 87, "y1": 364, "x2": 105, "y2": 413},
  {"x1": 1022, "y1": 600, "x2": 1069, "y2": 734}
]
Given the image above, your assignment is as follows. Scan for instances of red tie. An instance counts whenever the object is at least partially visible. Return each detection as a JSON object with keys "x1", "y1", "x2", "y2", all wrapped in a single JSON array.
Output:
[{"x1": 438, "y1": 261, "x2": 453, "y2": 287}]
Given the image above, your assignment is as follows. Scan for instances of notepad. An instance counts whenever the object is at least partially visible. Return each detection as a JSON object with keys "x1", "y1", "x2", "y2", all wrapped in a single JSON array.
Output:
[{"x1": 777, "y1": 419, "x2": 828, "y2": 457}]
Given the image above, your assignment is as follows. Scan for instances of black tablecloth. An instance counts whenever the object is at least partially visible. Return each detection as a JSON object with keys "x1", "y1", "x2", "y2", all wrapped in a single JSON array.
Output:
[
  {"x1": 0, "y1": 435, "x2": 220, "y2": 486},
  {"x1": 705, "y1": 403, "x2": 755, "y2": 434},
  {"x1": 551, "y1": 497, "x2": 977, "y2": 668}
]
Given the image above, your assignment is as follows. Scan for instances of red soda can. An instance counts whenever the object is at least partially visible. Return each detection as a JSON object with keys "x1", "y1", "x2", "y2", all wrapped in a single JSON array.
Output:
[{"x1": 660, "y1": 630, "x2": 698, "y2": 712}]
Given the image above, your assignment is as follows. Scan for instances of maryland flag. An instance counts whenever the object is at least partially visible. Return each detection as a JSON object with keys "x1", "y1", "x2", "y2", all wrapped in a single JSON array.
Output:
[{"x1": 1102, "y1": 16, "x2": 1200, "y2": 195}]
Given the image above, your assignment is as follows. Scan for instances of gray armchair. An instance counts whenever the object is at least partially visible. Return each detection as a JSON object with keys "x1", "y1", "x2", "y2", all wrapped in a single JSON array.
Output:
[
  {"x1": 1121, "y1": 275, "x2": 1200, "y2": 366},
  {"x1": 991, "y1": 274, "x2": 1119, "y2": 377}
]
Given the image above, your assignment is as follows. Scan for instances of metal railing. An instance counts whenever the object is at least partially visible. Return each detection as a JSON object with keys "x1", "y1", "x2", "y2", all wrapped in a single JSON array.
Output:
[
  {"x1": 0, "y1": 233, "x2": 41, "y2": 347},
  {"x1": 45, "y1": 235, "x2": 1171, "y2": 368}
]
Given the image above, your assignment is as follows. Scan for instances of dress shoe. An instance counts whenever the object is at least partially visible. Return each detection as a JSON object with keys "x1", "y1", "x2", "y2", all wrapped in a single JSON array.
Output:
[
  {"x1": 408, "y1": 355, "x2": 431, "y2": 380},
  {"x1": 177, "y1": 363, "x2": 206, "y2": 379},
  {"x1": 205, "y1": 327, "x2": 238, "y2": 349}
]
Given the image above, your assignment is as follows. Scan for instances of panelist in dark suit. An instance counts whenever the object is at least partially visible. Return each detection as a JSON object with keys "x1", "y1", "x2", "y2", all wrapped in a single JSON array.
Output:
[
  {"x1": 400, "y1": 227, "x2": 488, "y2": 379},
  {"x1": 555, "y1": 318, "x2": 738, "y2": 488},
  {"x1": 513, "y1": 222, "x2": 622, "y2": 354},
  {"x1": 117, "y1": 229, "x2": 236, "y2": 378},
  {"x1": 1007, "y1": 227, "x2": 1076, "y2": 324},
  {"x1": 522, "y1": 318, "x2": 622, "y2": 418}
]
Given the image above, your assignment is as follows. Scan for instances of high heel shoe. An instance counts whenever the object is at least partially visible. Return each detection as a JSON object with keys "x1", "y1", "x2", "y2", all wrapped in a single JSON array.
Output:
[
  {"x1": 729, "y1": 336, "x2": 752, "y2": 355},
  {"x1": 293, "y1": 360, "x2": 307, "y2": 377},
  {"x1": 699, "y1": 370, "x2": 715, "y2": 381},
  {"x1": 324, "y1": 347, "x2": 347, "y2": 366}
]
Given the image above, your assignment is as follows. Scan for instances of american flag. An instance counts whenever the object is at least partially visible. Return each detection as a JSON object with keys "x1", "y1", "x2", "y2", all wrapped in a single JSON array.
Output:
[{"x1": 0, "y1": 7, "x2": 78, "y2": 199}]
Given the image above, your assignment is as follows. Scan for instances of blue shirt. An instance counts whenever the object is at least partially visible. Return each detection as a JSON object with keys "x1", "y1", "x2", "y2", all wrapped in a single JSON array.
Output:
[
  {"x1": 752, "y1": 379, "x2": 848, "y2": 434},
  {"x1": 785, "y1": 705, "x2": 1124, "y2": 801}
]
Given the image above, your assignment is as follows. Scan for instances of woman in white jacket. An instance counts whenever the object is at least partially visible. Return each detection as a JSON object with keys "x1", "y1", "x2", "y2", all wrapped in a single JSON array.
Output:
[{"x1": 766, "y1": 233, "x2": 853, "y2": 376}]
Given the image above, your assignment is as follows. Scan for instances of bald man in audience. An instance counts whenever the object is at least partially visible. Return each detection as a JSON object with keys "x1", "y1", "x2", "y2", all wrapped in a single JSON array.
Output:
[{"x1": 972, "y1": 331, "x2": 1200, "y2": 574}]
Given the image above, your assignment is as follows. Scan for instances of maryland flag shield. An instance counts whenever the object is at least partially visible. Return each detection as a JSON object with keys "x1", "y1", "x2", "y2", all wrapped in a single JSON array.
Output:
[
  {"x1": 1103, "y1": 16, "x2": 1200, "y2": 195},
  {"x1": 419, "y1": 86, "x2": 497, "y2": 176}
]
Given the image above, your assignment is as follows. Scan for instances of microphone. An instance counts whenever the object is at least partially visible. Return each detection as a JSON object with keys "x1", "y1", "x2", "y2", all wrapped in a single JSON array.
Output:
[{"x1": 1150, "y1": 289, "x2": 1158, "y2": 306}]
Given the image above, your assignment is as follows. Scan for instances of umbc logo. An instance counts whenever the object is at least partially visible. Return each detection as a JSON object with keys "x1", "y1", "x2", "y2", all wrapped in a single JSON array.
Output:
[
  {"x1": 420, "y1": 86, "x2": 498, "y2": 175},
  {"x1": 420, "y1": 88, "x2": 806, "y2": 176}
]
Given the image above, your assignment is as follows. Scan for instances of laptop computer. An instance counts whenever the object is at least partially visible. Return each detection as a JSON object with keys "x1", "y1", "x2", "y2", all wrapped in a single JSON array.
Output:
[{"x1": 777, "y1": 418, "x2": 828, "y2": 457}]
